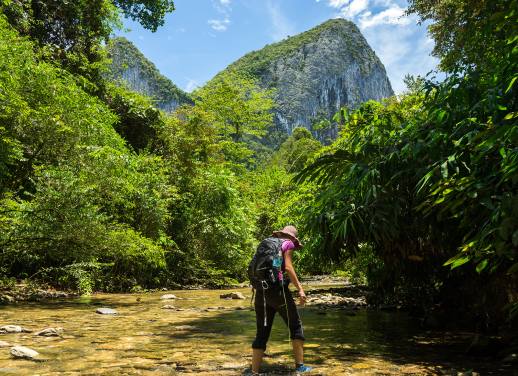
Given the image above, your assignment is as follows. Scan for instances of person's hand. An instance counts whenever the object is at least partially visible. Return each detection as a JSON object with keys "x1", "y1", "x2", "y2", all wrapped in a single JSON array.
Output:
[{"x1": 298, "y1": 289, "x2": 307, "y2": 306}]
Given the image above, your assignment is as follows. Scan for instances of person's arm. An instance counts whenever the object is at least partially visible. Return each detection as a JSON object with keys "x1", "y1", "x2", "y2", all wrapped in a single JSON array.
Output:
[{"x1": 284, "y1": 249, "x2": 307, "y2": 305}]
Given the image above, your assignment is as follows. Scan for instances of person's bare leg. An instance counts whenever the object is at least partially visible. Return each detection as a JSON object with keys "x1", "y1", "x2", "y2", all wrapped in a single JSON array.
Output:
[
  {"x1": 252, "y1": 348, "x2": 264, "y2": 373},
  {"x1": 292, "y1": 339, "x2": 304, "y2": 365}
]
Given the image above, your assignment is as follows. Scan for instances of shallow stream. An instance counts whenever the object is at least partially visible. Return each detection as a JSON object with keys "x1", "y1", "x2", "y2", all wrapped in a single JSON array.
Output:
[{"x1": 0, "y1": 285, "x2": 512, "y2": 375}]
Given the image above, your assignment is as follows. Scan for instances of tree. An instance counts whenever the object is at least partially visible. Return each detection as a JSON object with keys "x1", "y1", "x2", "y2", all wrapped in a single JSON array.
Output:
[
  {"x1": 193, "y1": 72, "x2": 275, "y2": 165},
  {"x1": 407, "y1": 0, "x2": 516, "y2": 72},
  {"x1": 1, "y1": 0, "x2": 175, "y2": 88},
  {"x1": 271, "y1": 127, "x2": 322, "y2": 173}
]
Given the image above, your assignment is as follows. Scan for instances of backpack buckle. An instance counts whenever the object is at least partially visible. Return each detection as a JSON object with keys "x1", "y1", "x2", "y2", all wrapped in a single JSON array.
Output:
[{"x1": 261, "y1": 280, "x2": 269, "y2": 290}]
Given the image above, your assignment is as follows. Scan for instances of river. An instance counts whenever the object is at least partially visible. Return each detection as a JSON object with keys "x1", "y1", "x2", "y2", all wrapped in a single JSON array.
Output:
[{"x1": 0, "y1": 284, "x2": 512, "y2": 375}]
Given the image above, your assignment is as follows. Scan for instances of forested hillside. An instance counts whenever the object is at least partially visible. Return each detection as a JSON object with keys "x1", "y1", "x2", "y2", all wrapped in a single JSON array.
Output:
[
  {"x1": 106, "y1": 37, "x2": 192, "y2": 112},
  {"x1": 211, "y1": 18, "x2": 393, "y2": 140}
]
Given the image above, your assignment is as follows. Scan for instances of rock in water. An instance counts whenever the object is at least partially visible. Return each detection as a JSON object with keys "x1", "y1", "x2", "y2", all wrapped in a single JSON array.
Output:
[
  {"x1": 160, "y1": 294, "x2": 177, "y2": 300},
  {"x1": 34, "y1": 327, "x2": 63, "y2": 337},
  {"x1": 220, "y1": 292, "x2": 246, "y2": 300},
  {"x1": 95, "y1": 308, "x2": 117, "y2": 315},
  {"x1": 214, "y1": 19, "x2": 394, "y2": 141},
  {"x1": 173, "y1": 325, "x2": 197, "y2": 331},
  {"x1": 161, "y1": 305, "x2": 175, "y2": 309},
  {"x1": 10, "y1": 346, "x2": 39, "y2": 360},
  {"x1": 0, "y1": 340, "x2": 10, "y2": 348},
  {"x1": 0, "y1": 325, "x2": 31, "y2": 334}
]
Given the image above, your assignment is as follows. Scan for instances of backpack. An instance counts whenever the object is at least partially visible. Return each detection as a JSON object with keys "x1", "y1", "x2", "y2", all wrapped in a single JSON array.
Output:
[{"x1": 247, "y1": 237, "x2": 284, "y2": 289}]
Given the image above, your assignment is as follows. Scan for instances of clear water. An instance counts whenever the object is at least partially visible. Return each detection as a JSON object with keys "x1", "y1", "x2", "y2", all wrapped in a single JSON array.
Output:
[{"x1": 0, "y1": 286, "x2": 511, "y2": 375}]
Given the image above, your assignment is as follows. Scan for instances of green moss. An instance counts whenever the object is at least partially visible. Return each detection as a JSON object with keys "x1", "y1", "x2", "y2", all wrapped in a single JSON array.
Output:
[{"x1": 106, "y1": 37, "x2": 191, "y2": 107}]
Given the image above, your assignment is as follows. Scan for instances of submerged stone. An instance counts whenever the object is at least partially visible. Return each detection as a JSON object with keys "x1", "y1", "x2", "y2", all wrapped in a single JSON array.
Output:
[
  {"x1": 96, "y1": 308, "x2": 117, "y2": 315},
  {"x1": 219, "y1": 292, "x2": 245, "y2": 300},
  {"x1": 160, "y1": 294, "x2": 177, "y2": 300},
  {"x1": 0, "y1": 340, "x2": 10, "y2": 348},
  {"x1": 0, "y1": 325, "x2": 31, "y2": 334},
  {"x1": 34, "y1": 327, "x2": 63, "y2": 337},
  {"x1": 10, "y1": 346, "x2": 39, "y2": 360},
  {"x1": 173, "y1": 325, "x2": 197, "y2": 331}
]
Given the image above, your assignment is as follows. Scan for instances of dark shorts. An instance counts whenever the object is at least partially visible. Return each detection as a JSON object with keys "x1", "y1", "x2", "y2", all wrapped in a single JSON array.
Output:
[{"x1": 252, "y1": 285, "x2": 305, "y2": 350}]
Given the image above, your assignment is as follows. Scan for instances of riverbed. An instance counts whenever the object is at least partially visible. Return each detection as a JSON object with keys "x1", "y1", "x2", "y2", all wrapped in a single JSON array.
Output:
[{"x1": 0, "y1": 284, "x2": 512, "y2": 375}]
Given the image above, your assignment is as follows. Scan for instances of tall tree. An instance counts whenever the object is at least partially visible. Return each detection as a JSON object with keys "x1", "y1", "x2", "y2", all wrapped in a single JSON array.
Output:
[
  {"x1": 1, "y1": 0, "x2": 175, "y2": 88},
  {"x1": 193, "y1": 73, "x2": 275, "y2": 165},
  {"x1": 407, "y1": 0, "x2": 516, "y2": 71}
]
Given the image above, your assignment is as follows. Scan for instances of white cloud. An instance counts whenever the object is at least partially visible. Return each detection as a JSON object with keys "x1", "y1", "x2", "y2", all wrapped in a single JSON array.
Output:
[
  {"x1": 266, "y1": 0, "x2": 296, "y2": 41},
  {"x1": 208, "y1": 18, "x2": 230, "y2": 32},
  {"x1": 339, "y1": 0, "x2": 369, "y2": 18},
  {"x1": 361, "y1": 22, "x2": 438, "y2": 93},
  {"x1": 209, "y1": 0, "x2": 232, "y2": 32},
  {"x1": 358, "y1": 5, "x2": 411, "y2": 28},
  {"x1": 328, "y1": 0, "x2": 350, "y2": 8}
]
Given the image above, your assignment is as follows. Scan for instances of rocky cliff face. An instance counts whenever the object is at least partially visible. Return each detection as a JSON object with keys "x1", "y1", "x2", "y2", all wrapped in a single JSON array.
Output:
[
  {"x1": 219, "y1": 19, "x2": 394, "y2": 139},
  {"x1": 106, "y1": 37, "x2": 191, "y2": 112}
]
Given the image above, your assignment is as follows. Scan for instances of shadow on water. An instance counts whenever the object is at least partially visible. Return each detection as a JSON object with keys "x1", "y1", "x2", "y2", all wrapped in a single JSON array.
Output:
[{"x1": 151, "y1": 306, "x2": 515, "y2": 375}]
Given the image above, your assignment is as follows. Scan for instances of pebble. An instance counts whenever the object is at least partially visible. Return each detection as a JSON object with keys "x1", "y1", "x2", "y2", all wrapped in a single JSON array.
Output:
[
  {"x1": 160, "y1": 294, "x2": 177, "y2": 300},
  {"x1": 220, "y1": 292, "x2": 246, "y2": 300},
  {"x1": 173, "y1": 325, "x2": 197, "y2": 331},
  {"x1": 96, "y1": 308, "x2": 117, "y2": 315},
  {"x1": 10, "y1": 346, "x2": 39, "y2": 360},
  {"x1": 34, "y1": 327, "x2": 63, "y2": 337},
  {"x1": 161, "y1": 305, "x2": 175, "y2": 310}
]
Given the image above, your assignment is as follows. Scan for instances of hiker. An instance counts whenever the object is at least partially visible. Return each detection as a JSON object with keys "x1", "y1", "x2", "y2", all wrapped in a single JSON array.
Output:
[{"x1": 248, "y1": 225, "x2": 312, "y2": 375}]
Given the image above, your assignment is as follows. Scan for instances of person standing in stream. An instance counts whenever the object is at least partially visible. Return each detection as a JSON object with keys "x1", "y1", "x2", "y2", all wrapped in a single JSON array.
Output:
[{"x1": 249, "y1": 225, "x2": 312, "y2": 375}]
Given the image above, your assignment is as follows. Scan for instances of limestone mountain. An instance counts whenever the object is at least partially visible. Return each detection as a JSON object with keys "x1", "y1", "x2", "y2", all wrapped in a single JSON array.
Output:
[
  {"x1": 106, "y1": 37, "x2": 191, "y2": 112},
  {"x1": 213, "y1": 19, "x2": 394, "y2": 138}
]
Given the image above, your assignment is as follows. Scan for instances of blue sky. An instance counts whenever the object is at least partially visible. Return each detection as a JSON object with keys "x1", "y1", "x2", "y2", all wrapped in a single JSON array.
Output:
[{"x1": 118, "y1": 0, "x2": 438, "y2": 94}]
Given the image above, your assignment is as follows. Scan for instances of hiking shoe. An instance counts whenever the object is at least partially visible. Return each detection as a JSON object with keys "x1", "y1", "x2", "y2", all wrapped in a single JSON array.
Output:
[{"x1": 295, "y1": 364, "x2": 313, "y2": 373}]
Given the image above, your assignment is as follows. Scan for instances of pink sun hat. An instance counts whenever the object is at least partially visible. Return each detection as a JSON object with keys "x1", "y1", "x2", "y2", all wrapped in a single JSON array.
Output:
[{"x1": 272, "y1": 225, "x2": 303, "y2": 248}]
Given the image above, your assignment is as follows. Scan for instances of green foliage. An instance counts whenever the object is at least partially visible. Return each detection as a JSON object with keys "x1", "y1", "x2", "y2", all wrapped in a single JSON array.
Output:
[
  {"x1": 271, "y1": 127, "x2": 322, "y2": 173},
  {"x1": 1, "y1": 0, "x2": 175, "y2": 92},
  {"x1": 103, "y1": 83, "x2": 164, "y2": 151},
  {"x1": 155, "y1": 103, "x2": 258, "y2": 281},
  {"x1": 416, "y1": 51, "x2": 518, "y2": 277},
  {"x1": 0, "y1": 15, "x2": 123, "y2": 191},
  {"x1": 179, "y1": 166, "x2": 255, "y2": 279},
  {"x1": 194, "y1": 72, "x2": 275, "y2": 141},
  {"x1": 113, "y1": 0, "x2": 175, "y2": 32},
  {"x1": 193, "y1": 72, "x2": 275, "y2": 166},
  {"x1": 0, "y1": 16, "x2": 174, "y2": 291},
  {"x1": 407, "y1": 0, "x2": 517, "y2": 72}
]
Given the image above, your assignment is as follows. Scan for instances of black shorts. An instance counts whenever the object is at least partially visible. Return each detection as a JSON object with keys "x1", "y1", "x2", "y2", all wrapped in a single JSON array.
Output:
[{"x1": 252, "y1": 285, "x2": 305, "y2": 350}]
